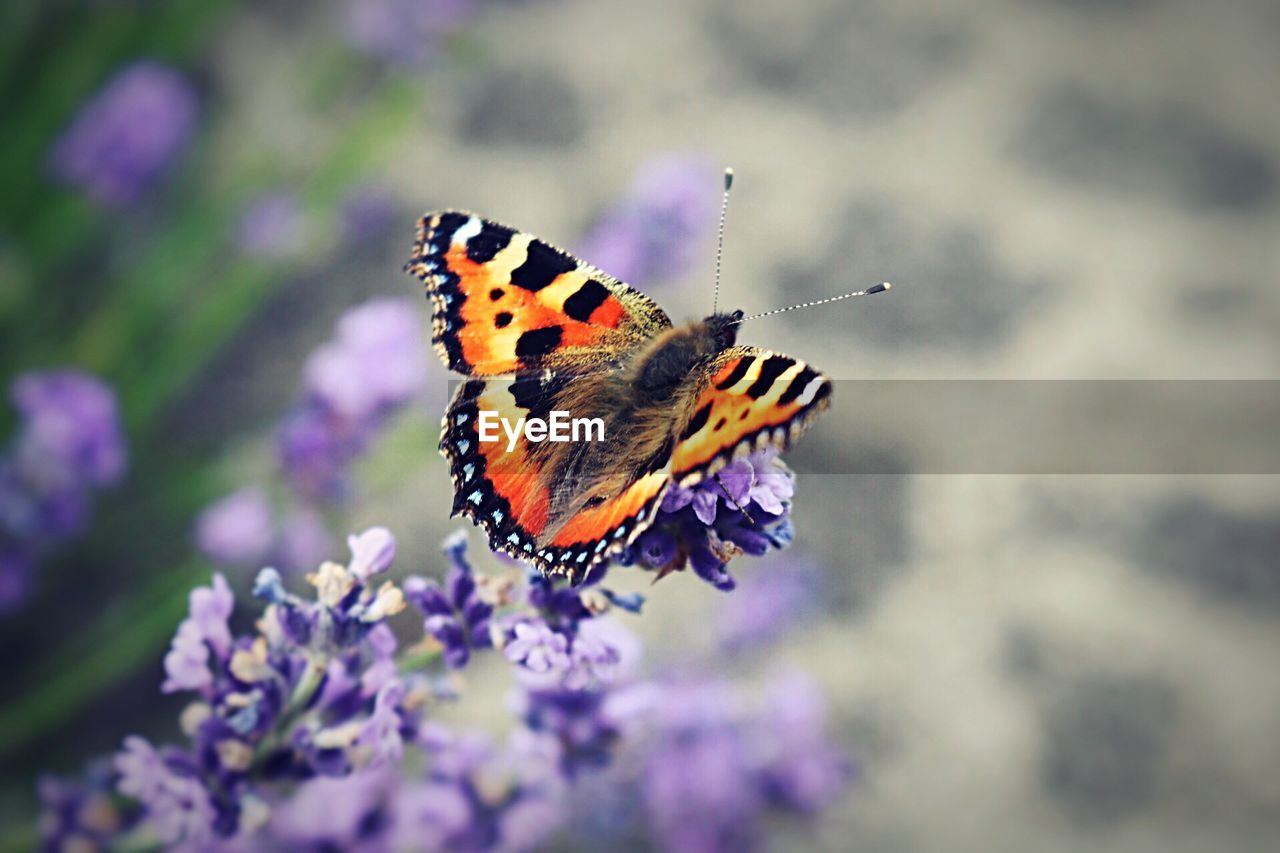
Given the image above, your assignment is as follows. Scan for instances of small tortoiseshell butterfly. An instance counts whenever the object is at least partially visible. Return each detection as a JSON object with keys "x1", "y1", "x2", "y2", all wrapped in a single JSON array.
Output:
[{"x1": 405, "y1": 178, "x2": 888, "y2": 584}]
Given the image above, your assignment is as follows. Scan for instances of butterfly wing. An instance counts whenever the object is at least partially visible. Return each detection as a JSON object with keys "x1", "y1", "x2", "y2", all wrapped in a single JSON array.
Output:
[
  {"x1": 406, "y1": 210, "x2": 672, "y2": 376},
  {"x1": 671, "y1": 346, "x2": 832, "y2": 485},
  {"x1": 441, "y1": 375, "x2": 671, "y2": 583}
]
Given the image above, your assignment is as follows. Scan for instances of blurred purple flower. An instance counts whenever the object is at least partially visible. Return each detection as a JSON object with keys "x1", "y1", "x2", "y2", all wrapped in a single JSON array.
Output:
[
  {"x1": 391, "y1": 729, "x2": 565, "y2": 851},
  {"x1": 305, "y1": 297, "x2": 429, "y2": 419},
  {"x1": 11, "y1": 370, "x2": 126, "y2": 491},
  {"x1": 37, "y1": 763, "x2": 131, "y2": 851},
  {"x1": 716, "y1": 559, "x2": 818, "y2": 654},
  {"x1": 114, "y1": 736, "x2": 216, "y2": 846},
  {"x1": 578, "y1": 154, "x2": 719, "y2": 287},
  {"x1": 237, "y1": 192, "x2": 304, "y2": 258},
  {"x1": 342, "y1": 0, "x2": 479, "y2": 65},
  {"x1": 48, "y1": 61, "x2": 198, "y2": 206},
  {"x1": 1, "y1": 370, "x2": 126, "y2": 612},
  {"x1": 404, "y1": 532, "x2": 492, "y2": 668},
  {"x1": 279, "y1": 297, "x2": 428, "y2": 501},
  {"x1": 195, "y1": 487, "x2": 275, "y2": 568},
  {"x1": 271, "y1": 769, "x2": 394, "y2": 848},
  {"x1": 638, "y1": 676, "x2": 850, "y2": 852}
]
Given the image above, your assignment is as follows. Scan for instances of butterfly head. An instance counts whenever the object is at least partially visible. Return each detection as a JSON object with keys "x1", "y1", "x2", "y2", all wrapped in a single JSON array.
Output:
[{"x1": 705, "y1": 310, "x2": 744, "y2": 352}]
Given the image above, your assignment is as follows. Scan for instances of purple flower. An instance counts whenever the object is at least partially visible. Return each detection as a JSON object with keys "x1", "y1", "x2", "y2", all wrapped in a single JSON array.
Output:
[
  {"x1": 716, "y1": 558, "x2": 818, "y2": 654},
  {"x1": 305, "y1": 297, "x2": 428, "y2": 419},
  {"x1": 754, "y1": 673, "x2": 851, "y2": 813},
  {"x1": 48, "y1": 61, "x2": 198, "y2": 206},
  {"x1": 280, "y1": 298, "x2": 428, "y2": 502},
  {"x1": 37, "y1": 765, "x2": 131, "y2": 850},
  {"x1": 114, "y1": 736, "x2": 216, "y2": 845},
  {"x1": 237, "y1": 192, "x2": 304, "y2": 258},
  {"x1": 347, "y1": 526, "x2": 396, "y2": 580},
  {"x1": 404, "y1": 532, "x2": 492, "y2": 668},
  {"x1": 577, "y1": 154, "x2": 719, "y2": 287},
  {"x1": 271, "y1": 769, "x2": 394, "y2": 849},
  {"x1": 161, "y1": 573, "x2": 233, "y2": 694},
  {"x1": 10, "y1": 370, "x2": 126, "y2": 491},
  {"x1": 503, "y1": 618, "x2": 572, "y2": 677},
  {"x1": 0, "y1": 371, "x2": 127, "y2": 612},
  {"x1": 195, "y1": 487, "x2": 275, "y2": 568},
  {"x1": 391, "y1": 729, "x2": 565, "y2": 851},
  {"x1": 636, "y1": 676, "x2": 850, "y2": 852},
  {"x1": 342, "y1": 0, "x2": 479, "y2": 65},
  {"x1": 624, "y1": 448, "x2": 795, "y2": 591},
  {"x1": 357, "y1": 679, "x2": 407, "y2": 768}
]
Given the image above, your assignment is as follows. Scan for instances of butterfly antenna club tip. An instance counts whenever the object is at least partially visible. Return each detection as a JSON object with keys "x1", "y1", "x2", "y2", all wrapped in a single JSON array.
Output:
[
  {"x1": 712, "y1": 166, "x2": 735, "y2": 314},
  {"x1": 733, "y1": 282, "x2": 893, "y2": 324}
]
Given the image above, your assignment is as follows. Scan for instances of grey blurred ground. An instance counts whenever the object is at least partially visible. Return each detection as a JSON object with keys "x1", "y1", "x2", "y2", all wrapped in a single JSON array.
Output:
[{"x1": 216, "y1": 0, "x2": 1280, "y2": 849}]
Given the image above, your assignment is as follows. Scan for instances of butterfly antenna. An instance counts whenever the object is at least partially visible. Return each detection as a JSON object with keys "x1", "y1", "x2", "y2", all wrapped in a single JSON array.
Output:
[
  {"x1": 731, "y1": 282, "x2": 893, "y2": 325},
  {"x1": 712, "y1": 167, "x2": 734, "y2": 315}
]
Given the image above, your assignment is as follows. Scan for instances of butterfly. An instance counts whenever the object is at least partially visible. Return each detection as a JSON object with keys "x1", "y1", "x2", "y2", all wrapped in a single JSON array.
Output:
[{"x1": 405, "y1": 209, "x2": 836, "y2": 585}]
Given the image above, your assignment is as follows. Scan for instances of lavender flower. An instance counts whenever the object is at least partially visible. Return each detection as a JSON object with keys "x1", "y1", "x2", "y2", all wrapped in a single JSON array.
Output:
[
  {"x1": 624, "y1": 448, "x2": 796, "y2": 591},
  {"x1": 342, "y1": 0, "x2": 479, "y2": 65},
  {"x1": 404, "y1": 532, "x2": 493, "y2": 668},
  {"x1": 1, "y1": 371, "x2": 126, "y2": 611},
  {"x1": 716, "y1": 558, "x2": 819, "y2": 654},
  {"x1": 37, "y1": 764, "x2": 132, "y2": 851},
  {"x1": 195, "y1": 487, "x2": 276, "y2": 568},
  {"x1": 637, "y1": 676, "x2": 850, "y2": 852},
  {"x1": 161, "y1": 573, "x2": 233, "y2": 694},
  {"x1": 48, "y1": 61, "x2": 198, "y2": 206},
  {"x1": 40, "y1": 521, "x2": 852, "y2": 850},
  {"x1": 391, "y1": 728, "x2": 566, "y2": 851},
  {"x1": 270, "y1": 768, "x2": 395, "y2": 848},
  {"x1": 10, "y1": 370, "x2": 126, "y2": 493},
  {"x1": 577, "y1": 154, "x2": 719, "y2": 287},
  {"x1": 279, "y1": 297, "x2": 428, "y2": 502},
  {"x1": 114, "y1": 736, "x2": 217, "y2": 845}
]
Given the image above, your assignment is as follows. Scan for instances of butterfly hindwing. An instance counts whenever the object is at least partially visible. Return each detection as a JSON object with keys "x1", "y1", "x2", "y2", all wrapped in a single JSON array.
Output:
[
  {"x1": 441, "y1": 374, "x2": 670, "y2": 583},
  {"x1": 407, "y1": 211, "x2": 672, "y2": 376},
  {"x1": 671, "y1": 346, "x2": 832, "y2": 485}
]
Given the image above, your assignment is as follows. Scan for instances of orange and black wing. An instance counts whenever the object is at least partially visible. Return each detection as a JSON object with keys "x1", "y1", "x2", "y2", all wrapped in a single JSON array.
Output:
[
  {"x1": 441, "y1": 376, "x2": 670, "y2": 583},
  {"x1": 671, "y1": 346, "x2": 832, "y2": 485},
  {"x1": 406, "y1": 211, "x2": 672, "y2": 376}
]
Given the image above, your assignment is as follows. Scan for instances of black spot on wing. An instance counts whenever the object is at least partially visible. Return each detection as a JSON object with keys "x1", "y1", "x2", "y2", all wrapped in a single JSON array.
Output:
[
  {"x1": 746, "y1": 356, "x2": 794, "y2": 399},
  {"x1": 715, "y1": 355, "x2": 755, "y2": 390},
  {"x1": 515, "y1": 326, "x2": 564, "y2": 361},
  {"x1": 777, "y1": 366, "x2": 819, "y2": 405},
  {"x1": 489, "y1": 288, "x2": 504, "y2": 301},
  {"x1": 682, "y1": 401, "x2": 713, "y2": 440},
  {"x1": 495, "y1": 312, "x2": 513, "y2": 329},
  {"x1": 466, "y1": 222, "x2": 514, "y2": 263},
  {"x1": 510, "y1": 240, "x2": 577, "y2": 292},
  {"x1": 562, "y1": 279, "x2": 610, "y2": 322},
  {"x1": 509, "y1": 372, "x2": 571, "y2": 422}
]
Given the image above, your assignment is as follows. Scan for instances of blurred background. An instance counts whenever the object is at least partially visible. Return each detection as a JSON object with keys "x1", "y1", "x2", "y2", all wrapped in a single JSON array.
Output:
[{"x1": 2, "y1": 0, "x2": 1279, "y2": 850}]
